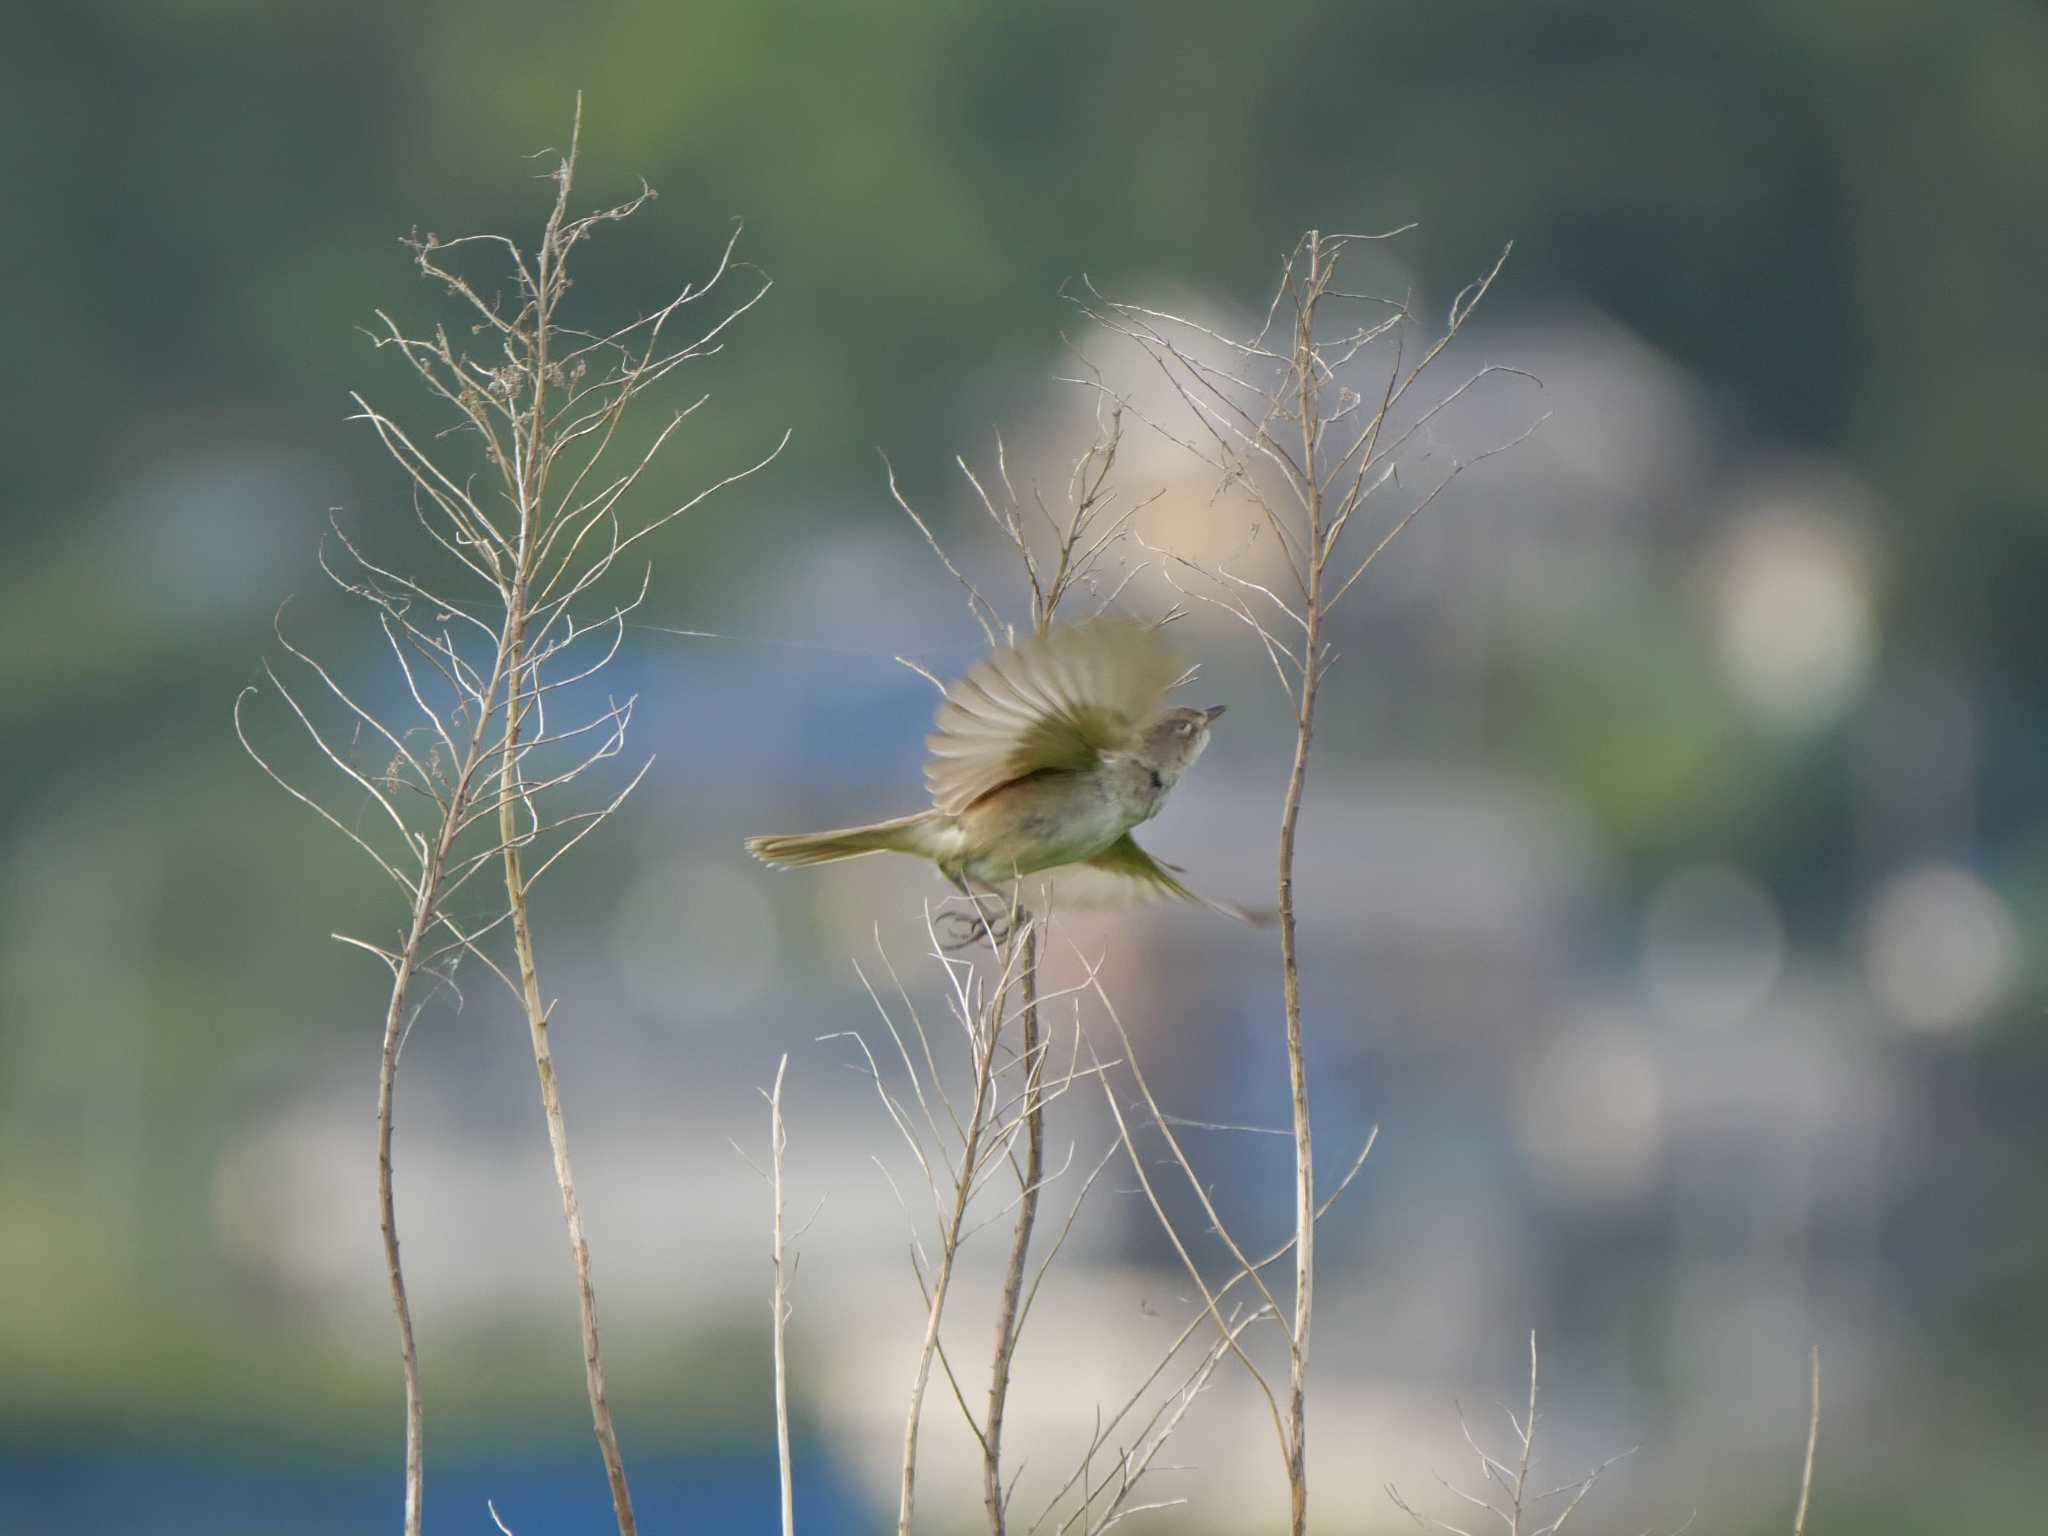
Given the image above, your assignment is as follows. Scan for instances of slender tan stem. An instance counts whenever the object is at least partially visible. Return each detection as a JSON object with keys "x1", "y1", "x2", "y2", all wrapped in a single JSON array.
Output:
[
  {"x1": 1065, "y1": 224, "x2": 1518, "y2": 1536},
  {"x1": 1274, "y1": 231, "x2": 1330, "y2": 1536},
  {"x1": 900, "y1": 1003, "x2": 1004, "y2": 1536},
  {"x1": 769, "y1": 1055, "x2": 796, "y2": 1536},
  {"x1": 488, "y1": 110, "x2": 637, "y2": 1536},
  {"x1": 376, "y1": 918, "x2": 427, "y2": 1536},
  {"x1": 983, "y1": 929, "x2": 1043, "y2": 1534},
  {"x1": 500, "y1": 614, "x2": 637, "y2": 1536},
  {"x1": 1792, "y1": 1345, "x2": 1820, "y2": 1536},
  {"x1": 374, "y1": 670, "x2": 506, "y2": 1536}
]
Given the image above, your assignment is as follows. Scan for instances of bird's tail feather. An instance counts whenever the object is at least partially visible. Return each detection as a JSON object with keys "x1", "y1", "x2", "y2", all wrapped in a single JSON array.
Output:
[{"x1": 746, "y1": 810, "x2": 941, "y2": 868}]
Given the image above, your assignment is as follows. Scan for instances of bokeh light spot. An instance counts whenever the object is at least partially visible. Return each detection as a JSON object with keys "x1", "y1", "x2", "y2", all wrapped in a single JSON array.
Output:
[
  {"x1": 1512, "y1": 1009, "x2": 1665, "y2": 1206},
  {"x1": 1642, "y1": 863, "x2": 1785, "y2": 1028},
  {"x1": 1862, "y1": 863, "x2": 2017, "y2": 1032},
  {"x1": 1709, "y1": 479, "x2": 1877, "y2": 731}
]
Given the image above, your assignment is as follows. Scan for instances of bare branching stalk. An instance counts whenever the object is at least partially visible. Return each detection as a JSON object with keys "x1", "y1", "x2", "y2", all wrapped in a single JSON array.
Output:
[
  {"x1": 1075, "y1": 228, "x2": 1535, "y2": 1530},
  {"x1": 241, "y1": 97, "x2": 782, "y2": 1536},
  {"x1": 1387, "y1": 1334, "x2": 1634, "y2": 1536},
  {"x1": 898, "y1": 966, "x2": 1003, "y2": 1536},
  {"x1": 838, "y1": 907, "x2": 1380, "y2": 1536},
  {"x1": 1081, "y1": 951, "x2": 1379, "y2": 1528},
  {"x1": 1274, "y1": 242, "x2": 1330, "y2": 1534},
  {"x1": 886, "y1": 400, "x2": 1154, "y2": 1535},
  {"x1": 832, "y1": 911, "x2": 1096, "y2": 1535}
]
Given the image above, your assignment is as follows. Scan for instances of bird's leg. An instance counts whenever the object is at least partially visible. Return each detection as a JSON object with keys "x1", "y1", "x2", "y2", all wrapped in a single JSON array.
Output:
[
  {"x1": 936, "y1": 874, "x2": 992, "y2": 951},
  {"x1": 979, "y1": 881, "x2": 1036, "y2": 950},
  {"x1": 936, "y1": 911, "x2": 985, "y2": 951},
  {"x1": 937, "y1": 876, "x2": 1027, "y2": 952}
]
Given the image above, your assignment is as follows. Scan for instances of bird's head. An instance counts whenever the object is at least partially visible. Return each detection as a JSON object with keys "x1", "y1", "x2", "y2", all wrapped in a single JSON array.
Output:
[{"x1": 1135, "y1": 704, "x2": 1224, "y2": 787}]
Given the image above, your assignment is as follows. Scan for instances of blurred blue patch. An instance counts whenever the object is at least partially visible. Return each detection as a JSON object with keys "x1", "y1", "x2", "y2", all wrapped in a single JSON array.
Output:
[{"x1": 0, "y1": 1439, "x2": 871, "y2": 1535}]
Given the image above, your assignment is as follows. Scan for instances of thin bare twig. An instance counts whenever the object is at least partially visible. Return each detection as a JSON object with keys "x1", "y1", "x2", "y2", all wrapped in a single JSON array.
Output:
[
  {"x1": 1792, "y1": 1346, "x2": 1820, "y2": 1536},
  {"x1": 769, "y1": 1055, "x2": 797, "y2": 1536},
  {"x1": 892, "y1": 915, "x2": 1019, "y2": 1536}
]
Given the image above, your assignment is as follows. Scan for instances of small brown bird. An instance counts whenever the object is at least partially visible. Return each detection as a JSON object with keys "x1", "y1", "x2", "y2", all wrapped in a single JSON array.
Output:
[{"x1": 747, "y1": 617, "x2": 1253, "y2": 922}]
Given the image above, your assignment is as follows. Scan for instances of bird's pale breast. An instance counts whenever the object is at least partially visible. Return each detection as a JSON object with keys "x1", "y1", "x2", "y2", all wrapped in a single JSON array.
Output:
[{"x1": 953, "y1": 768, "x2": 1144, "y2": 883}]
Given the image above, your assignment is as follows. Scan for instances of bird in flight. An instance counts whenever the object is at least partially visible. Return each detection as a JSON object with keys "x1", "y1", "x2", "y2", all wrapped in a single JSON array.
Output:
[{"x1": 746, "y1": 617, "x2": 1256, "y2": 928}]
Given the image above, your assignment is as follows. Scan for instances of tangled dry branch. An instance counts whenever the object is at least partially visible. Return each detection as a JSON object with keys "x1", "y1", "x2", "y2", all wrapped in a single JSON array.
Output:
[{"x1": 239, "y1": 98, "x2": 784, "y2": 1536}]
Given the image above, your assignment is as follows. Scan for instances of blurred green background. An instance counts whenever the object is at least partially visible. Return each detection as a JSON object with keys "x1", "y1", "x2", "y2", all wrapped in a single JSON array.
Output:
[{"x1": 4, "y1": 1, "x2": 2045, "y2": 1532}]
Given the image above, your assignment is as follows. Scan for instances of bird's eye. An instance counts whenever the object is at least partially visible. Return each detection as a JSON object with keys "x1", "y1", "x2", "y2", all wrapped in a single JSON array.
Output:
[{"x1": 1175, "y1": 721, "x2": 1192, "y2": 736}]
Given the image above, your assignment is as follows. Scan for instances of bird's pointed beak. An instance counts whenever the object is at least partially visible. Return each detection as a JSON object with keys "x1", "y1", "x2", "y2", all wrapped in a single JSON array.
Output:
[{"x1": 1203, "y1": 705, "x2": 1227, "y2": 722}]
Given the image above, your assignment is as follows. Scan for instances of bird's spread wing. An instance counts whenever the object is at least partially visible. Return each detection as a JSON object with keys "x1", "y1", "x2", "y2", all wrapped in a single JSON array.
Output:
[
  {"x1": 1032, "y1": 834, "x2": 1270, "y2": 925},
  {"x1": 924, "y1": 617, "x2": 1180, "y2": 815}
]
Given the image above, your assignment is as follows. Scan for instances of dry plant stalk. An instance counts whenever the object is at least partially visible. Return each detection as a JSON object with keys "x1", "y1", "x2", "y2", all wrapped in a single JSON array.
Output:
[
  {"x1": 766, "y1": 1055, "x2": 800, "y2": 1536},
  {"x1": 982, "y1": 938, "x2": 1042, "y2": 1536},
  {"x1": 840, "y1": 919, "x2": 1303, "y2": 1536},
  {"x1": 1075, "y1": 962, "x2": 1378, "y2": 1535},
  {"x1": 880, "y1": 402, "x2": 1161, "y2": 1535},
  {"x1": 741, "y1": 1055, "x2": 820, "y2": 1536},
  {"x1": 813, "y1": 414, "x2": 1176, "y2": 1536},
  {"x1": 1386, "y1": 1334, "x2": 1636, "y2": 1536},
  {"x1": 1387, "y1": 1339, "x2": 1820, "y2": 1535},
  {"x1": 830, "y1": 909, "x2": 1107, "y2": 1535},
  {"x1": 1072, "y1": 227, "x2": 1537, "y2": 1532},
  {"x1": 238, "y1": 99, "x2": 783, "y2": 1536},
  {"x1": 1792, "y1": 1345, "x2": 1820, "y2": 1536}
]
